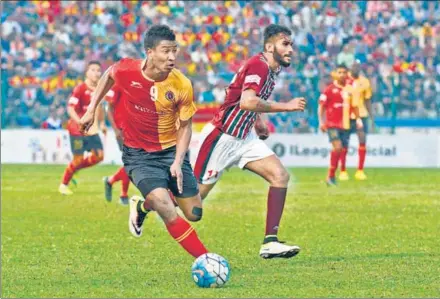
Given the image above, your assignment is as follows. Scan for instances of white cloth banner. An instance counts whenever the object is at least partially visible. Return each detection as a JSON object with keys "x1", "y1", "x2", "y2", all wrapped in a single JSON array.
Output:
[{"x1": 1, "y1": 129, "x2": 439, "y2": 168}]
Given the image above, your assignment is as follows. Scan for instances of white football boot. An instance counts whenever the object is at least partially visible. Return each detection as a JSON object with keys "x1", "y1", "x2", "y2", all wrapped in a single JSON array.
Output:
[
  {"x1": 128, "y1": 195, "x2": 148, "y2": 237},
  {"x1": 259, "y1": 241, "x2": 301, "y2": 259}
]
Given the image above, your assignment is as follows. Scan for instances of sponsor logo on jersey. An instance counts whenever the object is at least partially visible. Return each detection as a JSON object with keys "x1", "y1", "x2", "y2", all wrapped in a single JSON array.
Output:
[
  {"x1": 68, "y1": 97, "x2": 79, "y2": 105},
  {"x1": 165, "y1": 90, "x2": 175, "y2": 101},
  {"x1": 130, "y1": 81, "x2": 143, "y2": 88},
  {"x1": 244, "y1": 74, "x2": 261, "y2": 85}
]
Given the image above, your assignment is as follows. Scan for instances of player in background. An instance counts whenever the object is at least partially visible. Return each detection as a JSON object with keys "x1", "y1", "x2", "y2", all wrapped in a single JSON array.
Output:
[
  {"x1": 103, "y1": 86, "x2": 131, "y2": 205},
  {"x1": 339, "y1": 62, "x2": 373, "y2": 181},
  {"x1": 318, "y1": 64, "x2": 362, "y2": 186},
  {"x1": 194, "y1": 25, "x2": 306, "y2": 259},
  {"x1": 59, "y1": 61, "x2": 106, "y2": 195},
  {"x1": 80, "y1": 25, "x2": 209, "y2": 258}
]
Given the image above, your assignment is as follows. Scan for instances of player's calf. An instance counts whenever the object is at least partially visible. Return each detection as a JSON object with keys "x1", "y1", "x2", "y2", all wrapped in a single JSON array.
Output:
[{"x1": 59, "y1": 155, "x2": 84, "y2": 194}]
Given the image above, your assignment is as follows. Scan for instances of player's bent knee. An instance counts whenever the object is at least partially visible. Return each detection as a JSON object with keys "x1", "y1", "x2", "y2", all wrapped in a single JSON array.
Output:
[
  {"x1": 96, "y1": 151, "x2": 104, "y2": 162},
  {"x1": 185, "y1": 211, "x2": 202, "y2": 222},
  {"x1": 268, "y1": 168, "x2": 290, "y2": 186},
  {"x1": 72, "y1": 156, "x2": 83, "y2": 166},
  {"x1": 333, "y1": 144, "x2": 343, "y2": 152}
]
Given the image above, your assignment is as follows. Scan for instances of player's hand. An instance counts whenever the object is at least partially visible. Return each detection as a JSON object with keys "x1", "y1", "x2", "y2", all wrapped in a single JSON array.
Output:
[
  {"x1": 286, "y1": 97, "x2": 306, "y2": 112},
  {"x1": 255, "y1": 122, "x2": 269, "y2": 140},
  {"x1": 114, "y1": 128, "x2": 123, "y2": 141},
  {"x1": 319, "y1": 123, "x2": 327, "y2": 132},
  {"x1": 79, "y1": 109, "x2": 95, "y2": 135},
  {"x1": 356, "y1": 118, "x2": 364, "y2": 130},
  {"x1": 170, "y1": 161, "x2": 183, "y2": 194}
]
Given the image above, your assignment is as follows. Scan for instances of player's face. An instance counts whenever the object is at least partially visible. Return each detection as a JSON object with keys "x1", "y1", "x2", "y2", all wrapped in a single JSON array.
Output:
[
  {"x1": 351, "y1": 64, "x2": 361, "y2": 77},
  {"x1": 149, "y1": 40, "x2": 178, "y2": 73},
  {"x1": 335, "y1": 67, "x2": 348, "y2": 84},
  {"x1": 273, "y1": 34, "x2": 293, "y2": 67},
  {"x1": 86, "y1": 64, "x2": 102, "y2": 83}
]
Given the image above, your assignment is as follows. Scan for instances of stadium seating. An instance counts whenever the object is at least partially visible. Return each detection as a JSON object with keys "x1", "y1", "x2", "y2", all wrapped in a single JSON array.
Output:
[{"x1": 1, "y1": 0, "x2": 439, "y2": 132}]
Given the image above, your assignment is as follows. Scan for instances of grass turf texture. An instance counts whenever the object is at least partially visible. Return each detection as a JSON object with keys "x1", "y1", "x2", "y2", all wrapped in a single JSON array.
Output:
[{"x1": 2, "y1": 164, "x2": 439, "y2": 298}]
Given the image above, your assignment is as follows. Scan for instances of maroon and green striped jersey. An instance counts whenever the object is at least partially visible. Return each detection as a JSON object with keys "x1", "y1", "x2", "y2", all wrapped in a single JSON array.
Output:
[{"x1": 211, "y1": 53, "x2": 280, "y2": 139}]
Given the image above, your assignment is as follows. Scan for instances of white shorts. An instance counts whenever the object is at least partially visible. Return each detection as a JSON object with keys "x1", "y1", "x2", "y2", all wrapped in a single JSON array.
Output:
[{"x1": 194, "y1": 123, "x2": 274, "y2": 184}]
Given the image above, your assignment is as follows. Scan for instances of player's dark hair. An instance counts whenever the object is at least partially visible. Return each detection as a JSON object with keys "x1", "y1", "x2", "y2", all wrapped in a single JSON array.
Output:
[
  {"x1": 336, "y1": 63, "x2": 348, "y2": 70},
  {"x1": 87, "y1": 60, "x2": 101, "y2": 70},
  {"x1": 263, "y1": 24, "x2": 292, "y2": 46},
  {"x1": 144, "y1": 25, "x2": 176, "y2": 50}
]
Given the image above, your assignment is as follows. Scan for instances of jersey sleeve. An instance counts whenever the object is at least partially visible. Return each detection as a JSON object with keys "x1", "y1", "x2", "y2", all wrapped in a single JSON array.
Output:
[
  {"x1": 242, "y1": 60, "x2": 270, "y2": 95},
  {"x1": 364, "y1": 78, "x2": 372, "y2": 100},
  {"x1": 319, "y1": 87, "x2": 330, "y2": 107},
  {"x1": 177, "y1": 80, "x2": 197, "y2": 121},
  {"x1": 68, "y1": 85, "x2": 83, "y2": 108},
  {"x1": 104, "y1": 88, "x2": 117, "y2": 105},
  {"x1": 109, "y1": 58, "x2": 129, "y2": 84}
]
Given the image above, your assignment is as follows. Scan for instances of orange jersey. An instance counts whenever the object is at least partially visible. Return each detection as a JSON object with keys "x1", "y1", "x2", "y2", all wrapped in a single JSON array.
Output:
[
  {"x1": 348, "y1": 75, "x2": 372, "y2": 119},
  {"x1": 110, "y1": 58, "x2": 196, "y2": 152},
  {"x1": 319, "y1": 81, "x2": 356, "y2": 130}
]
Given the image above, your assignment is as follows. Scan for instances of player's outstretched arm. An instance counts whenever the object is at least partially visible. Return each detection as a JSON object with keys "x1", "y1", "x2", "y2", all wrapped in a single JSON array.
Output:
[
  {"x1": 80, "y1": 68, "x2": 115, "y2": 134},
  {"x1": 171, "y1": 118, "x2": 193, "y2": 194},
  {"x1": 240, "y1": 89, "x2": 306, "y2": 113}
]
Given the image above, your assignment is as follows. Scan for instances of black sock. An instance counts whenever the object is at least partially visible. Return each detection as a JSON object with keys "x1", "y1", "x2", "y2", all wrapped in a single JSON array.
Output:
[
  {"x1": 136, "y1": 201, "x2": 148, "y2": 214},
  {"x1": 263, "y1": 235, "x2": 279, "y2": 244}
]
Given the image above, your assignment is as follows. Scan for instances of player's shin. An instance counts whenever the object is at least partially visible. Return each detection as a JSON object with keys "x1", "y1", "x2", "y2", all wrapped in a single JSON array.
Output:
[
  {"x1": 358, "y1": 143, "x2": 366, "y2": 171},
  {"x1": 61, "y1": 156, "x2": 83, "y2": 185},
  {"x1": 340, "y1": 147, "x2": 348, "y2": 172},
  {"x1": 328, "y1": 150, "x2": 341, "y2": 179},
  {"x1": 264, "y1": 186, "x2": 287, "y2": 244},
  {"x1": 121, "y1": 173, "x2": 130, "y2": 197},
  {"x1": 62, "y1": 162, "x2": 77, "y2": 185},
  {"x1": 166, "y1": 215, "x2": 208, "y2": 258}
]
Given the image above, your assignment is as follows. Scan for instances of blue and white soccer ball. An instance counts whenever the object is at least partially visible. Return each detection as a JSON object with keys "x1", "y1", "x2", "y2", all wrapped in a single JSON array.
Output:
[{"x1": 191, "y1": 253, "x2": 230, "y2": 288}]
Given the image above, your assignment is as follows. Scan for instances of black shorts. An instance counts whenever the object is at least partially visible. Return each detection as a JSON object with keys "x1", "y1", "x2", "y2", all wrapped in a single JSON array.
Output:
[
  {"x1": 122, "y1": 145, "x2": 199, "y2": 199},
  {"x1": 350, "y1": 117, "x2": 369, "y2": 134},
  {"x1": 327, "y1": 128, "x2": 350, "y2": 148},
  {"x1": 70, "y1": 134, "x2": 103, "y2": 155}
]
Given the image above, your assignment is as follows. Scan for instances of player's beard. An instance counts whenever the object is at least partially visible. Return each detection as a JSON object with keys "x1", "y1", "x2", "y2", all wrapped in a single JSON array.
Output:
[{"x1": 274, "y1": 47, "x2": 291, "y2": 67}]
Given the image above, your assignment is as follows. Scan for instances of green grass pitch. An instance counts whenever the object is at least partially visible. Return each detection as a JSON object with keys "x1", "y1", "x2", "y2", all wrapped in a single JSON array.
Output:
[{"x1": 2, "y1": 164, "x2": 439, "y2": 298}]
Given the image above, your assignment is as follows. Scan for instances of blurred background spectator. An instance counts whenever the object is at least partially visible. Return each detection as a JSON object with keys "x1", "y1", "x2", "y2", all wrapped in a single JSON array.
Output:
[{"x1": 1, "y1": 0, "x2": 439, "y2": 132}]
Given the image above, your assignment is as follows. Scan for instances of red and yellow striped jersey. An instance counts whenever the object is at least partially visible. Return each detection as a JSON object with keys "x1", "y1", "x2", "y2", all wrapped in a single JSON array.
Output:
[{"x1": 111, "y1": 58, "x2": 196, "y2": 152}]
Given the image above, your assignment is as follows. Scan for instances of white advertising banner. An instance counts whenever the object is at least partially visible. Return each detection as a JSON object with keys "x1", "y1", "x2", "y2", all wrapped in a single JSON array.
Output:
[
  {"x1": 263, "y1": 133, "x2": 440, "y2": 168},
  {"x1": 1, "y1": 129, "x2": 439, "y2": 168}
]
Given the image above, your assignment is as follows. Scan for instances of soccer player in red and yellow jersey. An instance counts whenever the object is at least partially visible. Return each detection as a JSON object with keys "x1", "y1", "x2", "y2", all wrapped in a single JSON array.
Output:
[
  {"x1": 339, "y1": 62, "x2": 373, "y2": 181},
  {"x1": 79, "y1": 25, "x2": 208, "y2": 258},
  {"x1": 103, "y1": 86, "x2": 131, "y2": 205},
  {"x1": 58, "y1": 61, "x2": 106, "y2": 195},
  {"x1": 318, "y1": 64, "x2": 363, "y2": 186}
]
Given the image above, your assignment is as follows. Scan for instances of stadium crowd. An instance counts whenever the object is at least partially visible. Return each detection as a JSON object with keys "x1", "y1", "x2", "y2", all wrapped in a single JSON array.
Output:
[{"x1": 2, "y1": 0, "x2": 440, "y2": 132}]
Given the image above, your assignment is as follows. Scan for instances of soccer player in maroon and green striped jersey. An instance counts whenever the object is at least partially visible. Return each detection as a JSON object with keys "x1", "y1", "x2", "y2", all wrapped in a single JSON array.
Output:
[{"x1": 194, "y1": 25, "x2": 307, "y2": 259}]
